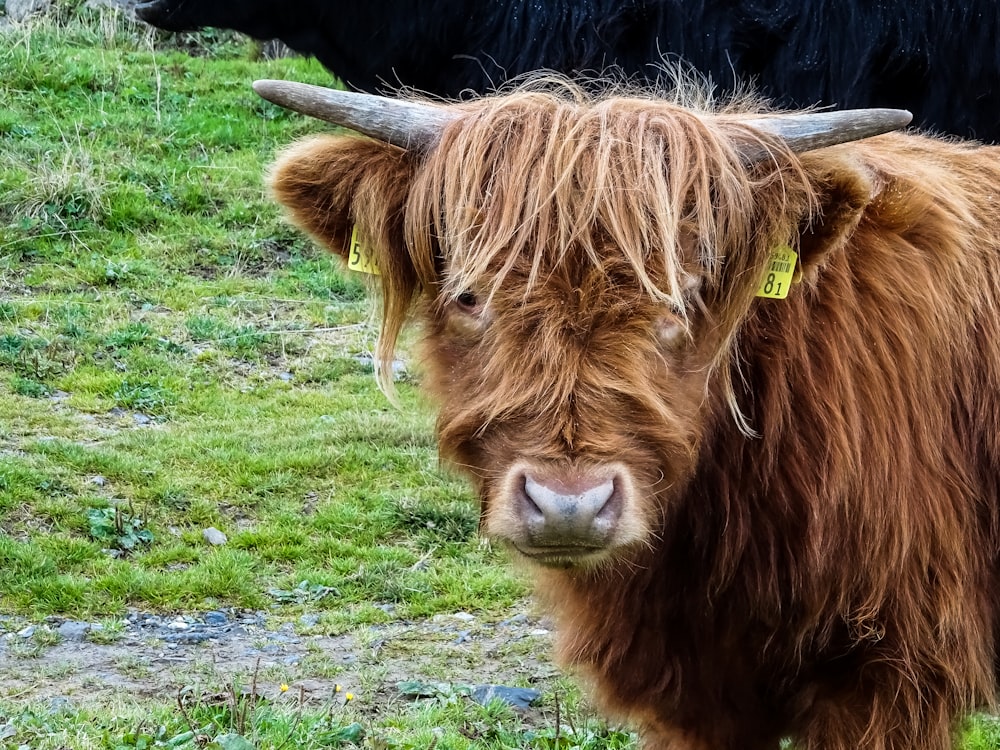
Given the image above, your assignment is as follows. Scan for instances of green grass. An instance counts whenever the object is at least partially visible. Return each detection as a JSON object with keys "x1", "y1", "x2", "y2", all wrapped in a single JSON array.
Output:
[{"x1": 0, "y1": 6, "x2": 510, "y2": 622}]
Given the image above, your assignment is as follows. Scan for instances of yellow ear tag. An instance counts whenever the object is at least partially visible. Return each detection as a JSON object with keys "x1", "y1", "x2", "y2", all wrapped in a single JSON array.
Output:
[
  {"x1": 756, "y1": 245, "x2": 797, "y2": 299},
  {"x1": 347, "y1": 225, "x2": 380, "y2": 276}
]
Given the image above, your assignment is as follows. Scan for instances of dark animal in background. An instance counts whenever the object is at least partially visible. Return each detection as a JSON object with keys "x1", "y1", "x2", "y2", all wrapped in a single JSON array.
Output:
[
  {"x1": 256, "y1": 77, "x2": 1000, "y2": 749},
  {"x1": 136, "y1": 0, "x2": 1000, "y2": 140}
]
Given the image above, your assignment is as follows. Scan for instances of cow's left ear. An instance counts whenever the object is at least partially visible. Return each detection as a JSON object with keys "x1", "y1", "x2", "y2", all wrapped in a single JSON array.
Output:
[
  {"x1": 268, "y1": 134, "x2": 419, "y2": 391},
  {"x1": 794, "y1": 155, "x2": 876, "y2": 282}
]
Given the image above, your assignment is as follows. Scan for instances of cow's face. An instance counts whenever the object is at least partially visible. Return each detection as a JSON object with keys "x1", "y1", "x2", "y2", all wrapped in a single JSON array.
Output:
[
  {"x1": 421, "y1": 239, "x2": 716, "y2": 567},
  {"x1": 268, "y1": 87, "x2": 884, "y2": 569}
]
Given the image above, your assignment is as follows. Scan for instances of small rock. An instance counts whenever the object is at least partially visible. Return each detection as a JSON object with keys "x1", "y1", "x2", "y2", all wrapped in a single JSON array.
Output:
[
  {"x1": 299, "y1": 614, "x2": 320, "y2": 627},
  {"x1": 132, "y1": 413, "x2": 152, "y2": 426},
  {"x1": 85, "y1": 0, "x2": 142, "y2": 9},
  {"x1": 88, "y1": 475, "x2": 107, "y2": 486},
  {"x1": 203, "y1": 527, "x2": 228, "y2": 545},
  {"x1": 7, "y1": 0, "x2": 51, "y2": 22},
  {"x1": 166, "y1": 618, "x2": 190, "y2": 630},
  {"x1": 529, "y1": 628, "x2": 550, "y2": 636},
  {"x1": 472, "y1": 685, "x2": 541, "y2": 710},
  {"x1": 353, "y1": 353, "x2": 407, "y2": 377},
  {"x1": 48, "y1": 696, "x2": 74, "y2": 715},
  {"x1": 203, "y1": 611, "x2": 229, "y2": 627},
  {"x1": 57, "y1": 621, "x2": 91, "y2": 641},
  {"x1": 0, "y1": 723, "x2": 16, "y2": 740},
  {"x1": 164, "y1": 631, "x2": 212, "y2": 644},
  {"x1": 499, "y1": 614, "x2": 528, "y2": 627},
  {"x1": 16, "y1": 625, "x2": 35, "y2": 638},
  {"x1": 450, "y1": 612, "x2": 476, "y2": 622}
]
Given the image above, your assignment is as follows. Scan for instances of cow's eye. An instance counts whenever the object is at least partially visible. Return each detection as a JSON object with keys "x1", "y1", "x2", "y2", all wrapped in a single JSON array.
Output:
[{"x1": 455, "y1": 291, "x2": 479, "y2": 313}]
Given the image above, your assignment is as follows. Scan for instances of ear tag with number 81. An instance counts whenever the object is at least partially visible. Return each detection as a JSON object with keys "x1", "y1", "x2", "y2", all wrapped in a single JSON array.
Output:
[
  {"x1": 347, "y1": 225, "x2": 380, "y2": 276},
  {"x1": 756, "y1": 246, "x2": 797, "y2": 299}
]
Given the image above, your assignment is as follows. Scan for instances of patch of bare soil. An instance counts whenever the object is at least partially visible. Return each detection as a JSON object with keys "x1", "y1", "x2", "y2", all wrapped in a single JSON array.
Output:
[{"x1": 0, "y1": 605, "x2": 559, "y2": 712}]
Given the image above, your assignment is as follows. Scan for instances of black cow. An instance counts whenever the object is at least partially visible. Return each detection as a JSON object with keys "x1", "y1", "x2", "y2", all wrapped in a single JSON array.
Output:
[{"x1": 137, "y1": 0, "x2": 1000, "y2": 141}]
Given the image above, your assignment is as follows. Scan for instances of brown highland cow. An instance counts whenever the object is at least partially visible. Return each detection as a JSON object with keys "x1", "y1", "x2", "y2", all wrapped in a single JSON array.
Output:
[{"x1": 255, "y1": 78, "x2": 1000, "y2": 749}]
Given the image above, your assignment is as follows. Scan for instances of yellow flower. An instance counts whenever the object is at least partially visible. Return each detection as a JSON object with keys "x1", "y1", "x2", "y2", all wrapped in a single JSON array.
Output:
[
  {"x1": 334, "y1": 684, "x2": 342, "y2": 693},
  {"x1": 279, "y1": 684, "x2": 289, "y2": 692},
  {"x1": 345, "y1": 692, "x2": 354, "y2": 702}
]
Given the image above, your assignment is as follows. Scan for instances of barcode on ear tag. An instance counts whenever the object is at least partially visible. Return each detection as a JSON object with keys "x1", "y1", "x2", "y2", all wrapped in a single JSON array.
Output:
[
  {"x1": 756, "y1": 246, "x2": 797, "y2": 299},
  {"x1": 347, "y1": 225, "x2": 380, "y2": 276}
]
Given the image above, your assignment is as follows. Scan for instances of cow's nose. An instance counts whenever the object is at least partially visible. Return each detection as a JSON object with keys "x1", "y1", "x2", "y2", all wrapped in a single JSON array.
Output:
[{"x1": 518, "y1": 470, "x2": 622, "y2": 546}]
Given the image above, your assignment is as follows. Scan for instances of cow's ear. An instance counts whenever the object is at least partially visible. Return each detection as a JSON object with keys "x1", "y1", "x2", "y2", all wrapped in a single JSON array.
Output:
[
  {"x1": 269, "y1": 135, "x2": 419, "y2": 392},
  {"x1": 794, "y1": 156, "x2": 875, "y2": 282},
  {"x1": 269, "y1": 134, "x2": 415, "y2": 278}
]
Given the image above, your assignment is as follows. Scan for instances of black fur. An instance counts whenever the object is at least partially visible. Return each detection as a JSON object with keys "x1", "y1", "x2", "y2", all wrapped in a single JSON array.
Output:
[{"x1": 136, "y1": 0, "x2": 1000, "y2": 140}]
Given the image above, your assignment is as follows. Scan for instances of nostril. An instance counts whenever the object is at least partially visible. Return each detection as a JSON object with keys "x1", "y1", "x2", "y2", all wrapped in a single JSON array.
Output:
[
  {"x1": 522, "y1": 472, "x2": 618, "y2": 528},
  {"x1": 518, "y1": 473, "x2": 545, "y2": 519},
  {"x1": 594, "y1": 483, "x2": 621, "y2": 520},
  {"x1": 493, "y1": 463, "x2": 639, "y2": 558}
]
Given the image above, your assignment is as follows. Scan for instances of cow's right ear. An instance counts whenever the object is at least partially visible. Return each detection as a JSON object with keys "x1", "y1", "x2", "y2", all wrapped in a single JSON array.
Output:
[
  {"x1": 268, "y1": 135, "x2": 419, "y2": 391},
  {"x1": 269, "y1": 135, "x2": 416, "y2": 279}
]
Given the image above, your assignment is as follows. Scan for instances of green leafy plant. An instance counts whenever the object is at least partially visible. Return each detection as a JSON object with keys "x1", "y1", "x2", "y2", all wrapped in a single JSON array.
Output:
[{"x1": 87, "y1": 505, "x2": 154, "y2": 554}]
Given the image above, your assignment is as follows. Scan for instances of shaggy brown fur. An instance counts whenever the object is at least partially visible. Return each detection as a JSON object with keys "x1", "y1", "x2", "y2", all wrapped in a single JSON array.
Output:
[{"x1": 268, "y1": 82, "x2": 1000, "y2": 749}]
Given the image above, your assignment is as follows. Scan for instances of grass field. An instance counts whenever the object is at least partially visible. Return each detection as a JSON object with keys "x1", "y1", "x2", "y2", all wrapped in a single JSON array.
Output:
[{"x1": 0, "y1": 6, "x2": 999, "y2": 750}]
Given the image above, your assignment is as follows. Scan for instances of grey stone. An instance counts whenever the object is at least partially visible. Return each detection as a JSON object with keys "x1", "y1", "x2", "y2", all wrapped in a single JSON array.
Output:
[
  {"x1": 298, "y1": 614, "x2": 320, "y2": 627},
  {"x1": 48, "y1": 696, "x2": 74, "y2": 715},
  {"x1": 203, "y1": 527, "x2": 227, "y2": 545},
  {"x1": 471, "y1": 685, "x2": 541, "y2": 710},
  {"x1": 499, "y1": 614, "x2": 528, "y2": 627},
  {"x1": 57, "y1": 621, "x2": 92, "y2": 641},
  {"x1": 164, "y1": 631, "x2": 212, "y2": 644},
  {"x1": 84, "y1": 0, "x2": 142, "y2": 9},
  {"x1": 6, "y1": 0, "x2": 51, "y2": 22},
  {"x1": 203, "y1": 611, "x2": 228, "y2": 627},
  {"x1": 16, "y1": 625, "x2": 35, "y2": 638}
]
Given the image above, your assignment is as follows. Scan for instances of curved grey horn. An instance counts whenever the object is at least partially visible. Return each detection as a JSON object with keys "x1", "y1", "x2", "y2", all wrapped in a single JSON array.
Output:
[
  {"x1": 253, "y1": 80, "x2": 458, "y2": 150},
  {"x1": 740, "y1": 108, "x2": 913, "y2": 158}
]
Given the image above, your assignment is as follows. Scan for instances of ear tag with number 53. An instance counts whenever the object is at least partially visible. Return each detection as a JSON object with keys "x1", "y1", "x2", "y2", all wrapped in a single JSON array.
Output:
[
  {"x1": 348, "y1": 225, "x2": 380, "y2": 276},
  {"x1": 756, "y1": 246, "x2": 797, "y2": 299}
]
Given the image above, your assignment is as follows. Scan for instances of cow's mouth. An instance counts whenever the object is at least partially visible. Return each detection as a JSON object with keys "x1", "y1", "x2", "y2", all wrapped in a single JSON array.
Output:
[{"x1": 509, "y1": 543, "x2": 609, "y2": 568}]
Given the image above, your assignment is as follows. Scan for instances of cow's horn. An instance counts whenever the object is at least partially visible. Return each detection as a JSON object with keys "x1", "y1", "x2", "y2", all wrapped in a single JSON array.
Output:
[
  {"x1": 740, "y1": 108, "x2": 912, "y2": 156},
  {"x1": 253, "y1": 80, "x2": 457, "y2": 150}
]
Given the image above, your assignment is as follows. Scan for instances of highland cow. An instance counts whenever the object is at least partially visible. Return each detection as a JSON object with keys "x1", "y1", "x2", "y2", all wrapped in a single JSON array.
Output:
[
  {"x1": 137, "y1": 0, "x2": 1000, "y2": 140},
  {"x1": 255, "y1": 78, "x2": 1000, "y2": 749}
]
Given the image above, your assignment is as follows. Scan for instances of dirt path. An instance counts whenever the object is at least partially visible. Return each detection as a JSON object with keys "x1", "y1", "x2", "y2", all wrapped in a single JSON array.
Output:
[{"x1": 0, "y1": 606, "x2": 559, "y2": 710}]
